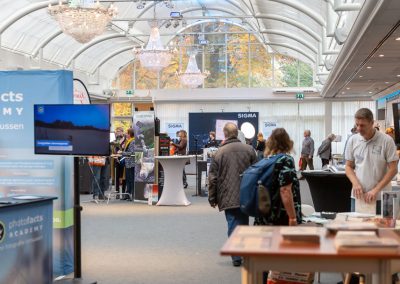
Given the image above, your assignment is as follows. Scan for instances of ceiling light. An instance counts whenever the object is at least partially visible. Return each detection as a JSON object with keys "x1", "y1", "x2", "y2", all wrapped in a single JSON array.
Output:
[
  {"x1": 368, "y1": 91, "x2": 373, "y2": 94},
  {"x1": 378, "y1": 54, "x2": 384, "y2": 57},
  {"x1": 181, "y1": 19, "x2": 187, "y2": 27},
  {"x1": 367, "y1": 66, "x2": 372, "y2": 69},
  {"x1": 48, "y1": 0, "x2": 117, "y2": 44},
  {"x1": 134, "y1": 24, "x2": 174, "y2": 72},
  {"x1": 397, "y1": 75, "x2": 400, "y2": 77},
  {"x1": 359, "y1": 75, "x2": 363, "y2": 78},
  {"x1": 179, "y1": 53, "x2": 209, "y2": 88},
  {"x1": 385, "y1": 82, "x2": 389, "y2": 84},
  {"x1": 396, "y1": 37, "x2": 400, "y2": 41},
  {"x1": 346, "y1": 87, "x2": 350, "y2": 90},
  {"x1": 341, "y1": 91, "x2": 345, "y2": 94},
  {"x1": 137, "y1": 1, "x2": 145, "y2": 9}
]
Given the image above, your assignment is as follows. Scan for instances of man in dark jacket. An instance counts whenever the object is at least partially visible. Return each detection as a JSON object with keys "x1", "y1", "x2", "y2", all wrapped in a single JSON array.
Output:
[{"x1": 208, "y1": 122, "x2": 257, "y2": 267}]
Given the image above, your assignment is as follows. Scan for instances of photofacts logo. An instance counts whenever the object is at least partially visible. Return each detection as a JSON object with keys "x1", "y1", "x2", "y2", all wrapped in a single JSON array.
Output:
[{"x1": 0, "y1": 221, "x2": 5, "y2": 243}]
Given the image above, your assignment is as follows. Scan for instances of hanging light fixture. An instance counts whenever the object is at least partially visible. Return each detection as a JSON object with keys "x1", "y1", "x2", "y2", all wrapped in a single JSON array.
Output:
[
  {"x1": 179, "y1": 53, "x2": 209, "y2": 88},
  {"x1": 48, "y1": 0, "x2": 117, "y2": 44},
  {"x1": 133, "y1": 4, "x2": 174, "y2": 72}
]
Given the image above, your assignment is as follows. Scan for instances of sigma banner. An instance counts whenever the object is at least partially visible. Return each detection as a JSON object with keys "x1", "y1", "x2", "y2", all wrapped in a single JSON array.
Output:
[
  {"x1": 0, "y1": 70, "x2": 74, "y2": 277},
  {"x1": 262, "y1": 121, "x2": 278, "y2": 138},
  {"x1": 165, "y1": 122, "x2": 184, "y2": 142},
  {"x1": 188, "y1": 112, "x2": 259, "y2": 152},
  {"x1": 133, "y1": 111, "x2": 155, "y2": 201}
]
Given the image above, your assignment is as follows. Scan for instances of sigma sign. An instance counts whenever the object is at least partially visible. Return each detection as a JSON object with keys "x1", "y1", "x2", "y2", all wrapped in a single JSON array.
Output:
[
  {"x1": 264, "y1": 122, "x2": 277, "y2": 127},
  {"x1": 167, "y1": 123, "x2": 183, "y2": 129},
  {"x1": 238, "y1": 113, "x2": 257, "y2": 119}
]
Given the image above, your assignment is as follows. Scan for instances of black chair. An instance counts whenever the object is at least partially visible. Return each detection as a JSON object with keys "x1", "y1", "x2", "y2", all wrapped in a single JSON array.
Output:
[{"x1": 302, "y1": 171, "x2": 352, "y2": 212}]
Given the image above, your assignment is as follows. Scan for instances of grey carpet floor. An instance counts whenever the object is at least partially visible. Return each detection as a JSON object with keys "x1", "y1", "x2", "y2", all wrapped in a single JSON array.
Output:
[{"x1": 79, "y1": 176, "x2": 342, "y2": 284}]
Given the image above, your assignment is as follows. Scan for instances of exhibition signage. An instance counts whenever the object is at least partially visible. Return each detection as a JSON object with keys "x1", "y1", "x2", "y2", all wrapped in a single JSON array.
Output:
[
  {"x1": 73, "y1": 78, "x2": 91, "y2": 104},
  {"x1": 188, "y1": 112, "x2": 259, "y2": 152},
  {"x1": 0, "y1": 199, "x2": 54, "y2": 284},
  {"x1": 165, "y1": 122, "x2": 184, "y2": 141},
  {"x1": 263, "y1": 121, "x2": 278, "y2": 138},
  {"x1": 133, "y1": 111, "x2": 155, "y2": 201},
  {"x1": 0, "y1": 70, "x2": 74, "y2": 277}
]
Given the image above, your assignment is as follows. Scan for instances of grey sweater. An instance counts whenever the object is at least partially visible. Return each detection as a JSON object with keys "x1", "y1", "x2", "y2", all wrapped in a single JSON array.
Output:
[{"x1": 301, "y1": 136, "x2": 315, "y2": 156}]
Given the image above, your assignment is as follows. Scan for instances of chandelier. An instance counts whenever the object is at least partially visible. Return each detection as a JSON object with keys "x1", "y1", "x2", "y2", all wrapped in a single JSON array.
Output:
[
  {"x1": 134, "y1": 23, "x2": 174, "y2": 72},
  {"x1": 48, "y1": 0, "x2": 117, "y2": 44},
  {"x1": 179, "y1": 54, "x2": 209, "y2": 88}
]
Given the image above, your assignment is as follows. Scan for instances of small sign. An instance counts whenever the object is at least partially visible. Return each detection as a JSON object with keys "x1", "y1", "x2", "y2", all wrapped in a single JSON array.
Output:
[
  {"x1": 296, "y1": 93, "x2": 304, "y2": 100},
  {"x1": 126, "y1": 90, "x2": 133, "y2": 95}
]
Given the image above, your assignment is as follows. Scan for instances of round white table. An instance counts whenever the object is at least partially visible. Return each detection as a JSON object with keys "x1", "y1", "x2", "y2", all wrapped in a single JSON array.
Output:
[{"x1": 155, "y1": 155, "x2": 193, "y2": 206}]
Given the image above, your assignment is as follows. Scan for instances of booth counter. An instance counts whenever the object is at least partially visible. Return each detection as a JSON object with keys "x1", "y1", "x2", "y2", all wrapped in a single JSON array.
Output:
[{"x1": 0, "y1": 196, "x2": 56, "y2": 284}]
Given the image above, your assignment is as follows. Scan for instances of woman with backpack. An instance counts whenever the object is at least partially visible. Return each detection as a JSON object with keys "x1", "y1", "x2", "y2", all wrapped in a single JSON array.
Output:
[{"x1": 254, "y1": 128, "x2": 302, "y2": 226}]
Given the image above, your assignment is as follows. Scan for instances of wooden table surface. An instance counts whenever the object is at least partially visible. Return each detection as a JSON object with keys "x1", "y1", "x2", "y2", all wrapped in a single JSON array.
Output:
[{"x1": 221, "y1": 226, "x2": 400, "y2": 259}]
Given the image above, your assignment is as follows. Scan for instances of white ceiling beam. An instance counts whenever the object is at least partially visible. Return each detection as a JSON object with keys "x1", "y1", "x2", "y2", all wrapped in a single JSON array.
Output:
[
  {"x1": 65, "y1": 33, "x2": 129, "y2": 66},
  {"x1": 267, "y1": 0, "x2": 326, "y2": 26},
  {"x1": 91, "y1": 45, "x2": 133, "y2": 74},
  {"x1": 31, "y1": 30, "x2": 63, "y2": 57},
  {"x1": 0, "y1": 0, "x2": 67, "y2": 35}
]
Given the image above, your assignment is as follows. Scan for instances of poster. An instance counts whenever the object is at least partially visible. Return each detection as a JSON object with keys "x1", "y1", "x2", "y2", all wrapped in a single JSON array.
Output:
[
  {"x1": 165, "y1": 122, "x2": 184, "y2": 143},
  {"x1": 0, "y1": 70, "x2": 74, "y2": 277},
  {"x1": 263, "y1": 121, "x2": 278, "y2": 138},
  {"x1": 133, "y1": 112, "x2": 155, "y2": 201}
]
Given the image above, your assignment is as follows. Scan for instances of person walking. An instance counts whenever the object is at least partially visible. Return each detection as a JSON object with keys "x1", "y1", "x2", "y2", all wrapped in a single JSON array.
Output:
[
  {"x1": 300, "y1": 130, "x2": 315, "y2": 171},
  {"x1": 208, "y1": 122, "x2": 257, "y2": 267},
  {"x1": 317, "y1": 133, "x2": 336, "y2": 167}
]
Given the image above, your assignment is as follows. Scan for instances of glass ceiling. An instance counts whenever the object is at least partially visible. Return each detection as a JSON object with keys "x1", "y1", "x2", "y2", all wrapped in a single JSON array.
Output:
[{"x1": 0, "y1": 0, "x2": 365, "y2": 87}]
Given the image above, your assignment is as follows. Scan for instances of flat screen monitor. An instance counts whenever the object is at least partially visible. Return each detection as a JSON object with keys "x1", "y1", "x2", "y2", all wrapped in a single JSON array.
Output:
[
  {"x1": 393, "y1": 103, "x2": 400, "y2": 145},
  {"x1": 34, "y1": 104, "x2": 111, "y2": 156}
]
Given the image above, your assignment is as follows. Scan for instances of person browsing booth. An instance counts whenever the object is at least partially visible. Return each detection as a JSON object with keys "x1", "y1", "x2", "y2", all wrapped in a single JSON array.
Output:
[{"x1": 345, "y1": 108, "x2": 399, "y2": 213}]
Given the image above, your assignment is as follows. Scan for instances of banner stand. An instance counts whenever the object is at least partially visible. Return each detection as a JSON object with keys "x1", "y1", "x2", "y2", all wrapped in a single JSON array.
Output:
[
  {"x1": 73, "y1": 157, "x2": 82, "y2": 279},
  {"x1": 54, "y1": 157, "x2": 96, "y2": 284}
]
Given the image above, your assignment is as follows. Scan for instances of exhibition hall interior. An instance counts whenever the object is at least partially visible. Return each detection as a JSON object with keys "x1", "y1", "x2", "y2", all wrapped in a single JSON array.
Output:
[{"x1": 1, "y1": 0, "x2": 400, "y2": 283}]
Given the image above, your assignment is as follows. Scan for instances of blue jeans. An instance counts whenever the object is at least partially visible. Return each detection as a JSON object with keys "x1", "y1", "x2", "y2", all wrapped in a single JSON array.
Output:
[
  {"x1": 125, "y1": 166, "x2": 135, "y2": 199},
  {"x1": 224, "y1": 208, "x2": 249, "y2": 261}
]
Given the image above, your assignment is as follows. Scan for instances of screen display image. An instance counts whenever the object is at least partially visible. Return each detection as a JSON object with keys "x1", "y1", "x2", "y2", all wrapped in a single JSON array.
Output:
[
  {"x1": 215, "y1": 119, "x2": 238, "y2": 140},
  {"x1": 34, "y1": 104, "x2": 110, "y2": 155}
]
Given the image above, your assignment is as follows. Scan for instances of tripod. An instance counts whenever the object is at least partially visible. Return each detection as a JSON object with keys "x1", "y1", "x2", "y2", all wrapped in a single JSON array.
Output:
[
  {"x1": 83, "y1": 157, "x2": 106, "y2": 204},
  {"x1": 107, "y1": 156, "x2": 131, "y2": 203}
]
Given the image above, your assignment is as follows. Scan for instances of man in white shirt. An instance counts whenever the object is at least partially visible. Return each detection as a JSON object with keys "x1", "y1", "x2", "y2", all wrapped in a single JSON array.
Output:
[{"x1": 345, "y1": 108, "x2": 399, "y2": 213}]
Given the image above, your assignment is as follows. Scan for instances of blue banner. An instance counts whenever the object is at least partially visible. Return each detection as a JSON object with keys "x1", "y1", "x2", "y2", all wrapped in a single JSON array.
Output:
[{"x1": 0, "y1": 70, "x2": 74, "y2": 277}]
